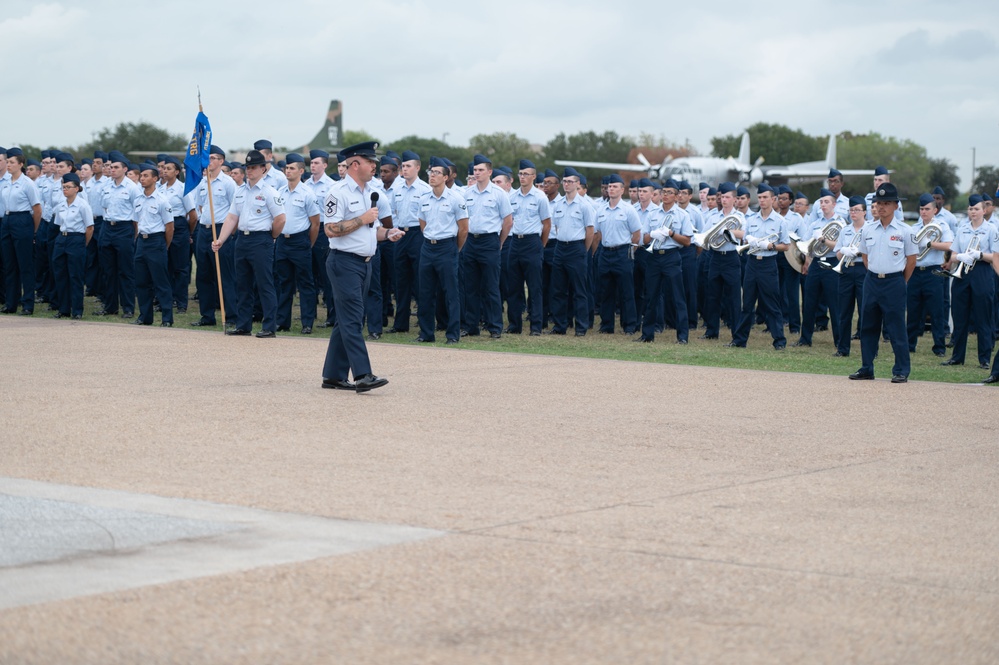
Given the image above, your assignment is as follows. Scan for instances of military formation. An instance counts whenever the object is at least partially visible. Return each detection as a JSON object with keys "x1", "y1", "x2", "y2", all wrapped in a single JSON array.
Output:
[{"x1": 2, "y1": 142, "x2": 998, "y2": 386}]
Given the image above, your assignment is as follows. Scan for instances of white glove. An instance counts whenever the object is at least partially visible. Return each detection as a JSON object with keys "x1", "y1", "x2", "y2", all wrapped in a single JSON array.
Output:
[
  {"x1": 649, "y1": 227, "x2": 669, "y2": 241},
  {"x1": 968, "y1": 248, "x2": 982, "y2": 261},
  {"x1": 918, "y1": 236, "x2": 931, "y2": 250},
  {"x1": 840, "y1": 246, "x2": 859, "y2": 259},
  {"x1": 754, "y1": 238, "x2": 770, "y2": 250},
  {"x1": 955, "y1": 252, "x2": 974, "y2": 266},
  {"x1": 812, "y1": 229, "x2": 823, "y2": 240},
  {"x1": 744, "y1": 234, "x2": 758, "y2": 245}
]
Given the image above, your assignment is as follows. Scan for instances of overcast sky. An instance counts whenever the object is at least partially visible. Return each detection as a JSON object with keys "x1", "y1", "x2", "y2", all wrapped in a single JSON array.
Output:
[{"x1": 4, "y1": 1, "x2": 998, "y2": 190}]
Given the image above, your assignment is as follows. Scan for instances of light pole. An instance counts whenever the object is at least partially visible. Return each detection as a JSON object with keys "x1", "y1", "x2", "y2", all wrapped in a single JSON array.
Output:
[{"x1": 971, "y1": 147, "x2": 976, "y2": 194}]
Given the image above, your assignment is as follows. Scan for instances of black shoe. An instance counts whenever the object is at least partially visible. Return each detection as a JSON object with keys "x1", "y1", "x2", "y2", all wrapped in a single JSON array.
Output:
[
  {"x1": 505, "y1": 326, "x2": 521, "y2": 334},
  {"x1": 529, "y1": 331, "x2": 541, "y2": 336},
  {"x1": 52, "y1": 313, "x2": 65, "y2": 319},
  {"x1": 161, "y1": 322, "x2": 173, "y2": 327},
  {"x1": 93, "y1": 309, "x2": 111, "y2": 316},
  {"x1": 415, "y1": 336, "x2": 433, "y2": 343},
  {"x1": 276, "y1": 326, "x2": 290, "y2": 332},
  {"x1": 724, "y1": 342, "x2": 746, "y2": 348},
  {"x1": 318, "y1": 321, "x2": 332, "y2": 328},
  {"x1": 623, "y1": 329, "x2": 637, "y2": 335},
  {"x1": 255, "y1": 330, "x2": 276, "y2": 338},
  {"x1": 459, "y1": 330, "x2": 469, "y2": 337},
  {"x1": 833, "y1": 351, "x2": 848, "y2": 357},
  {"x1": 445, "y1": 339, "x2": 459, "y2": 345},
  {"x1": 226, "y1": 329, "x2": 251, "y2": 336},
  {"x1": 940, "y1": 358, "x2": 962, "y2": 366},
  {"x1": 773, "y1": 343, "x2": 785, "y2": 350},
  {"x1": 121, "y1": 311, "x2": 134, "y2": 319},
  {"x1": 71, "y1": 314, "x2": 82, "y2": 320},
  {"x1": 19, "y1": 310, "x2": 33, "y2": 316},
  {"x1": 598, "y1": 329, "x2": 614, "y2": 334},
  {"x1": 676, "y1": 339, "x2": 689, "y2": 345},
  {"x1": 934, "y1": 351, "x2": 946, "y2": 357},
  {"x1": 697, "y1": 333, "x2": 717, "y2": 340},
  {"x1": 321, "y1": 378, "x2": 355, "y2": 391},
  {"x1": 849, "y1": 370, "x2": 875, "y2": 380},
  {"x1": 301, "y1": 327, "x2": 312, "y2": 335},
  {"x1": 791, "y1": 340, "x2": 811, "y2": 347},
  {"x1": 983, "y1": 375, "x2": 999, "y2": 385},
  {"x1": 489, "y1": 332, "x2": 502, "y2": 339},
  {"x1": 574, "y1": 331, "x2": 586, "y2": 337},
  {"x1": 979, "y1": 363, "x2": 991, "y2": 370},
  {"x1": 355, "y1": 374, "x2": 389, "y2": 393},
  {"x1": 386, "y1": 328, "x2": 406, "y2": 334},
  {"x1": 190, "y1": 318, "x2": 217, "y2": 327},
  {"x1": 891, "y1": 375, "x2": 908, "y2": 383},
  {"x1": 131, "y1": 318, "x2": 150, "y2": 325},
  {"x1": 0, "y1": 308, "x2": 15, "y2": 314},
  {"x1": 176, "y1": 308, "x2": 186, "y2": 314},
  {"x1": 634, "y1": 336, "x2": 653, "y2": 343},
  {"x1": 946, "y1": 340, "x2": 954, "y2": 348},
  {"x1": 816, "y1": 324, "x2": 828, "y2": 331},
  {"x1": 367, "y1": 332, "x2": 381, "y2": 340}
]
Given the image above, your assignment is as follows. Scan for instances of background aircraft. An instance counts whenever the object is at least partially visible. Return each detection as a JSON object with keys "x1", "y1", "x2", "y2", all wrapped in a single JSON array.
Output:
[{"x1": 555, "y1": 132, "x2": 873, "y2": 187}]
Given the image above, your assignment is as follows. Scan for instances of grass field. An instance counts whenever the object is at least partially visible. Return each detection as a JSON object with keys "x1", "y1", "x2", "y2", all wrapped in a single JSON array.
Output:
[{"x1": 24, "y1": 286, "x2": 996, "y2": 385}]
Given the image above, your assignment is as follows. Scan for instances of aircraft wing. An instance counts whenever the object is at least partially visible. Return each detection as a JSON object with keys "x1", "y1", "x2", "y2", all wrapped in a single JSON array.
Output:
[
  {"x1": 554, "y1": 159, "x2": 648, "y2": 173},
  {"x1": 762, "y1": 166, "x2": 874, "y2": 179}
]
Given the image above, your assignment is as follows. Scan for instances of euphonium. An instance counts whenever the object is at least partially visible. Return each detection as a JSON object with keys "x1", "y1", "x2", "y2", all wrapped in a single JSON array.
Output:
[
  {"x1": 691, "y1": 214, "x2": 742, "y2": 250},
  {"x1": 914, "y1": 221, "x2": 944, "y2": 260},
  {"x1": 795, "y1": 218, "x2": 845, "y2": 259}
]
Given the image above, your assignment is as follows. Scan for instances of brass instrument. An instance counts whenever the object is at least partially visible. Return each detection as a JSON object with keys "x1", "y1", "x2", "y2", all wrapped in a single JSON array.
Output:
[
  {"x1": 784, "y1": 232, "x2": 805, "y2": 273},
  {"x1": 691, "y1": 214, "x2": 742, "y2": 251},
  {"x1": 831, "y1": 227, "x2": 864, "y2": 273},
  {"x1": 914, "y1": 221, "x2": 944, "y2": 260},
  {"x1": 646, "y1": 211, "x2": 676, "y2": 252},
  {"x1": 735, "y1": 233, "x2": 779, "y2": 255},
  {"x1": 795, "y1": 218, "x2": 845, "y2": 259},
  {"x1": 937, "y1": 234, "x2": 981, "y2": 280}
]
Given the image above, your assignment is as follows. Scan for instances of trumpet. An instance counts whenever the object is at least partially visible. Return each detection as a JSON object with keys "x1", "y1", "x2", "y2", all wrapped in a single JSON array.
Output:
[
  {"x1": 735, "y1": 233, "x2": 779, "y2": 255},
  {"x1": 691, "y1": 214, "x2": 742, "y2": 250},
  {"x1": 795, "y1": 219, "x2": 845, "y2": 259},
  {"x1": 936, "y1": 234, "x2": 981, "y2": 280},
  {"x1": 646, "y1": 213, "x2": 676, "y2": 252},
  {"x1": 914, "y1": 221, "x2": 944, "y2": 260},
  {"x1": 831, "y1": 229, "x2": 864, "y2": 273}
]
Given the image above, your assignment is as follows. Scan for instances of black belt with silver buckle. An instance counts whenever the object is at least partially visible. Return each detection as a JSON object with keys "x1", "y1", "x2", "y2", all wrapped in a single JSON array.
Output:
[
  {"x1": 139, "y1": 232, "x2": 164, "y2": 239},
  {"x1": 514, "y1": 233, "x2": 539, "y2": 239},
  {"x1": 332, "y1": 248, "x2": 372, "y2": 262},
  {"x1": 427, "y1": 237, "x2": 455, "y2": 245},
  {"x1": 470, "y1": 232, "x2": 498, "y2": 239}
]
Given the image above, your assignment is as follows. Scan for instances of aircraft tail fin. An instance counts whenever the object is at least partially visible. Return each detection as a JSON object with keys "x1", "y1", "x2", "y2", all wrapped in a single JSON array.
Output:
[
  {"x1": 296, "y1": 99, "x2": 343, "y2": 153},
  {"x1": 737, "y1": 132, "x2": 751, "y2": 165},
  {"x1": 824, "y1": 134, "x2": 836, "y2": 169}
]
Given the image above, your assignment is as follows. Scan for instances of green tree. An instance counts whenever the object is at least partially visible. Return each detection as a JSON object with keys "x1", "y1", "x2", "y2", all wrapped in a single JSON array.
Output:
[
  {"x1": 927, "y1": 157, "x2": 960, "y2": 202},
  {"x1": 971, "y1": 165, "x2": 999, "y2": 197},
  {"x1": 837, "y1": 132, "x2": 931, "y2": 201},
  {"x1": 468, "y1": 132, "x2": 537, "y2": 174},
  {"x1": 76, "y1": 122, "x2": 187, "y2": 157},
  {"x1": 711, "y1": 122, "x2": 825, "y2": 165},
  {"x1": 382, "y1": 135, "x2": 473, "y2": 182},
  {"x1": 342, "y1": 129, "x2": 380, "y2": 147},
  {"x1": 540, "y1": 130, "x2": 635, "y2": 184}
]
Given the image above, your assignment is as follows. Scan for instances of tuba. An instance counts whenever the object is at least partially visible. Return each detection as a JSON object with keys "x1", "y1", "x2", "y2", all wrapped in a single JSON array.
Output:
[
  {"x1": 914, "y1": 222, "x2": 944, "y2": 260},
  {"x1": 796, "y1": 218, "x2": 845, "y2": 259},
  {"x1": 691, "y1": 214, "x2": 742, "y2": 251}
]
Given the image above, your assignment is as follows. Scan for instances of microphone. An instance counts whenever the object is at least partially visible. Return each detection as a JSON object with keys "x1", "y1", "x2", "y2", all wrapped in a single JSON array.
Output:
[{"x1": 370, "y1": 192, "x2": 379, "y2": 208}]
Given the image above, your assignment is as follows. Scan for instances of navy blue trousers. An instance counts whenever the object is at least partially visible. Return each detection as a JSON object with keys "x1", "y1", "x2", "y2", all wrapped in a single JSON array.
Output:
[
  {"x1": 135, "y1": 233, "x2": 173, "y2": 324},
  {"x1": 98, "y1": 221, "x2": 136, "y2": 315},
  {"x1": 906, "y1": 266, "x2": 947, "y2": 355},
  {"x1": 168, "y1": 217, "x2": 192, "y2": 311},
  {"x1": 777, "y1": 252, "x2": 801, "y2": 332},
  {"x1": 461, "y1": 233, "x2": 503, "y2": 335},
  {"x1": 542, "y1": 239, "x2": 557, "y2": 327},
  {"x1": 33, "y1": 219, "x2": 49, "y2": 298},
  {"x1": 323, "y1": 249, "x2": 373, "y2": 381},
  {"x1": 551, "y1": 240, "x2": 590, "y2": 335},
  {"x1": 643, "y1": 248, "x2": 688, "y2": 342},
  {"x1": 836, "y1": 263, "x2": 866, "y2": 355},
  {"x1": 598, "y1": 246, "x2": 637, "y2": 333},
  {"x1": 44, "y1": 220, "x2": 60, "y2": 304},
  {"x1": 234, "y1": 232, "x2": 277, "y2": 333},
  {"x1": 949, "y1": 261, "x2": 995, "y2": 366},
  {"x1": 703, "y1": 250, "x2": 740, "y2": 337},
  {"x1": 1, "y1": 212, "x2": 36, "y2": 312},
  {"x1": 392, "y1": 226, "x2": 423, "y2": 331},
  {"x1": 507, "y1": 234, "x2": 544, "y2": 333},
  {"x1": 312, "y1": 240, "x2": 332, "y2": 324},
  {"x1": 680, "y1": 245, "x2": 698, "y2": 329},
  {"x1": 195, "y1": 224, "x2": 237, "y2": 323},
  {"x1": 379, "y1": 239, "x2": 394, "y2": 325},
  {"x1": 859, "y1": 272, "x2": 909, "y2": 377},
  {"x1": 733, "y1": 255, "x2": 784, "y2": 347},
  {"x1": 799, "y1": 262, "x2": 840, "y2": 346},
  {"x1": 364, "y1": 245, "x2": 383, "y2": 335},
  {"x1": 418, "y1": 238, "x2": 460, "y2": 342},
  {"x1": 275, "y1": 230, "x2": 317, "y2": 329},
  {"x1": 51, "y1": 232, "x2": 87, "y2": 317},
  {"x1": 85, "y1": 216, "x2": 103, "y2": 296}
]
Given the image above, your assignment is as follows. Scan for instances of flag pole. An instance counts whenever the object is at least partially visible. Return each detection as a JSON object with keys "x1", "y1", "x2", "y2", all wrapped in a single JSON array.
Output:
[{"x1": 200, "y1": 90, "x2": 226, "y2": 329}]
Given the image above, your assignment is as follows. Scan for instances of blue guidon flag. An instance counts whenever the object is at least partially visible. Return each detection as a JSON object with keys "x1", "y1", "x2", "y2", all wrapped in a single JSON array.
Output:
[{"x1": 183, "y1": 109, "x2": 212, "y2": 195}]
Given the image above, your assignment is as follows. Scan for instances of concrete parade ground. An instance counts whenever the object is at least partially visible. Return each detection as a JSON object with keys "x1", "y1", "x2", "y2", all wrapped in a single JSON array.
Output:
[{"x1": 0, "y1": 316, "x2": 996, "y2": 664}]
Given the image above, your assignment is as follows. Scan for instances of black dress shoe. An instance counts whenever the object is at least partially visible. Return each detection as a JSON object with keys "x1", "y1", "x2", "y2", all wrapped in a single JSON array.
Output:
[
  {"x1": 634, "y1": 336, "x2": 653, "y2": 343},
  {"x1": 489, "y1": 332, "x2": 502, "y2": 339},
  {"x1": 190, "y1": 319, "x2": 217, "y2": 327},
  {"x1": 176, "y1": 308, "x2": 186, "y2": 314},
  {"x1": 940, "y1": 358, "x2": 962, "y2": 366},
  {"x1": 71, "y1": 314, "x2": 82, "y2": 320},
  {"x1": 255, "y1": 330, "x2": 276, "y2": 338},
  {"x1": 934, "y1": 351, "x2": 946, "y2": 357},
  {"x1": 132, "y1": 318, "x2": 150, "y2": 325},
  {"x1": 598, "y1": 329, "x2": 614, "y2": 334},
  {"x1": 574, "y1": 331, "x2": 586, "y2": 337},
  {"x1": 52, "y1": 313, "x2": 64, "y2": 319},
  {"x1": 983, "y1": 375, "x2": 999, "y2": 385},
  {"x1": 459, "y1": 329, "x2": 470, "y2": 337},
  {"x1": 815, "y1": 324, "x2": 828, "y2": 331},
  {"x1": 697, "y1": 334, "x2": 717, "y2": 340},
  {"x1": 850, "y1": 332, "x2": 860, "y2": 341},
  {"x1": 505, "y1": 327, "x2": 521, "y2": 334},
  {"x1": 833, "y1": 351, "x2": 847, "y2": 357},
  {"x1": 979, "y1": 363, "x2": 991, "y2": 370},
  {"x1": 891, "y1": 375, "x2": 908, "y2": 383},
  {"x1": 300, "y1": 327, "x2": 312, "y2": 335},
  {"x1": 724, "y1": 342, "x2": 746, "y2": 348},
  {"x1": 445, "y1": 339, "x2": 459, "y2": 345},
  {"x1": 318, "y1": 321, "x2": 332, "y2": 328},
  {"x1": 773, "y1": 343, "x2": 785, "y2": 350},
  {"x1": 321, "y1": 378, "x2": 355, "y2": 391},
  {"x1": 386, "y1": 328, "x2": 406, "y2": 334},
  {"x1": 415, "y1": 336, "x2": 433, "y2": 343},
  {"x1": 226, "y1": 329, "x2": 251, "y2": 336},
  {"x1": 19, "y1": 310, "x2": 33, "y2": 316},
  {"x1": 355, "y1": 374, "x2": 389, "y2": 393},
  {"x1": 121, "y1": 311, "x2": 134, "y2": 318},
  {"x1": 0, "y1": 308, "x2": 15, "y2": 314},
  {"x1": 161, "y1": 322, "x2": 173, "y2": 327},
  {"x1": 849, "y1": 370, "x2": 875, "y2": 380},
  {"x1": 790, "y1": 340, "x2": 811, "y2": 347},
  {"x1": 276, "y1": 326, "x2": 290, "y2": 332},
  {"x1": 623, "y1": 329, "x2": 637, "y2": 335},
  {"x1": 676, "y1": 339, "x2": 688, "y2": 345},
  {"x1": 367, "y1": 332, "x2": 381, "y2": 340}
]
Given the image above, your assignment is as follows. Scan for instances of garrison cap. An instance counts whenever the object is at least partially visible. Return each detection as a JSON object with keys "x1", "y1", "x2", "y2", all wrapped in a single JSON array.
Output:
[
  {"x1": 662, "y1": 178, "x2": 680, "y2": 191},
  {"x1": 651, "y1": 181, "x2": 662, "y2": 191},
  {"x1": 40, "y1": 149, "x2": 50, "y2": 159},
  {"x1": 982, "y1": 192, "x2": 994, "y2": 202},
  {"x1": 81, "y1": 157, "x2": 93, "y2": 166},
  {"x1": 969, "y1": 194, "x2": 984, "y2": 207},
  {"x1": 455, "y1": 179, "x2": 465, "y2": 187},
  {"x1": 756, "y1": 184, "x2": 775, "y2": 195},
  {"x1": 428, "y1": 156, "x2": 448, "y2": 170},
  {"x1": 932, "y1": 186, "x2": 946, "y2": 197},
  {"x1": 276, "y1": 160, "x2": 286, "y2": 169},
  {"x1": 629, "y1": 179, "x2": 640, "y2": 188},
  {"x1": 918, "y1": 193, "x2": 935, "y2": 207},
  {"x1": 285, "y1": 152, "x2": 305, "y2": 164},
  {"x1": 735, "y1": 185, "x2": 750, "y2": 197},
  {"x1": 156, "y1": 153, "x2": 169, "y2": 163},
  {"x1": 253, "y1": 139, "x2": 273, "y2": 151},
  {"x1": 871, "y1": 182, "x2": 904, "y2": 202},
  {"x1": 139, "y1": 163, "x2": 159, "y2": 176},
  {"x1": 62, "y1": 173, "x2": 81, "y2": 186},
  {"x1": 6, "y1": 147, "x2": 23, "y2": 158},
  {"x1": 472, "y1": 154, "x2": 491, "y2": 166},
  {"x1": 562, "y1": 167, "x2": 581, "y2": 179},
  {"x1": 543, "y1": 169, "x2": 559, "y2": 180},
  {"x1": 678, "y1": 181, "x2": 693, "y2": 192},
  {"x1": 441, "y1": 157, "x2": 455, "y2": 168},
  {"x1": 717, "y1": 182, "x2": 736, "y2": 194},
  {"x1": 495, "y1": 166, "x2": 512, "y2": 177},
  {"x1": 223, "y1": 161, "x2": 232, "y2": 170},
  {"x1": 698, "y1": 182, "x2": 710, "y2": 191},
  {"x1": 874, "y1": 165, "x2": 889, "y2": 176},
  {"x1": 94, "y1": 150, "x2": 109, "y2": 161},
  {"x1": 379, "y1": 155, "x2": 400, "y2": 167},
  {"x1": 707, "y1": 187, "x2": 718, "y2": 196},
  {"x1": 637, "y1": 178, "x2": 655, "y2": 189},
  {"x1": 400, "y1": 150, "x2": 420, "y2": 163},
  {"x1": 518, "y1": 159, "x2": 536, "y2": 170},
  {"x1": 600, "y1": 176, "x2": 610, "y2": 186},
  {"x1": 606, "y1": 174, "x2": 625, "y2": 185},
  {"x1": 107, "y1": 150, "x2": 129, "y2": 165},
  {"x1": 209, "y1": 145, "x2": 225, "y2": 158},
  {"x1": 578, "y1": 175, "x2": 587, "y2": 186},
  {"x1": 339, "y1": 141, "x2": 379, "y2": 161},
  {"x1": 795, "y1": 191, "x2": 808, "y2": 200},
  {"x1": 229, "y1": 162, "x2": 244, "y2": 171},
  {"x1": 819, "y1": 188, "x2": 835, "y2": 199},
  {"x1": 244, "y1": 150, "x2": 267, "y2": 167},
  {"x1": 309, "y1": 149, "x2": 330, "y2": 161},
  {"x1": 467, "y1": 162, "x2": 475, "y2": 175},
  {"x1": 385, "y1": 150, "x2": 400, "y2": 161},
  {"x1": 776, "y1": 184, "x2": 793, "y2": 196},
  {"x1": 828, "y1": 168, "x2": 843, "y2": 178},
  {"x1": 848, "y1": 195, "x2": 867, "y2": 208},
  {"x1": 163, "y1": 155, "x2": 182, "y2": 169},
  {"x1": 26, "y1": 159, "x2": 40, "y2": 168},
  {"x1": 57, "y1": 152, "x2": 75, "y2": 164}
]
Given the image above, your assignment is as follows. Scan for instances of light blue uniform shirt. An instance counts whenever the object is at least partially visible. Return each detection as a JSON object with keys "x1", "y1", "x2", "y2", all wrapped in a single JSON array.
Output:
[
  {"x1": 595, "y1": 200, "x2": 642, "y2": 247},
  {"x1": 3, "y1": 174, "x2": 41, "y2": 213},
  {"x1": 806, "y1": 194, "x2": 849, "y2": 224},
  {"x1": 230, "y1": 181, "x2": 283, "y2": 233},
  {"x1": 464, "y1": 182, "x2": 513, "y2": 234},
  {"x1": 936, "y1": 207, "x2": 958, "y2": 233},
  {"x1": 160, "y1": 180, "x2": 194, "y2": 219},
  {"x1": 859, "y1": 218, "x2": 917, "y2": 274},
  {"x1": 418, "y1": 187, "x2": 468, "y2": 240},
  {"x1": 101, "y1": 177, "x2": 141, "y2": 221},
  {"x1": 134, "y1": 190, "x2": 173, "y2": 235},
  {"x1": 832, "y1": 222, "x2": 865, "y2": 261},
  {"x1": 85, "y1": 176, "x2": 108, "y2": 217},
  {"x1": 741, "y1": 209, "x2": 788, "y2": 257},
  {"x1": 278, "y1": 181, "x2": 320, "y2": 235},
  {"x1": 309, "y1": 173, "x2": 336, "y2": 212},
  {"x1": 681, "y1": 203, "x2": 704, "y2": 233},
  {"x1": 951, "y1": 220, "x2": 998, "y2": 257},
  {"x1": 325, "y1": 176, "x2": 381, "y2": 257},
  {"x1": 262, "y1": 165, "x2": 288, "y2": 190},
  {"x1": 802, "y1": 214, "x2": 844, "y2": 257},
  {"x1": 195, "y1": 172, "x2": 236, "y2": 226},
  {"x1": 0, "y1": 172, "x2": 10, "y2": 216},
  {"x1": 551, "y1": 194, "x2": 595, "y2": 242},
  {"x1": 54, "y1": 196, "x2": 94, "y2": 233},
  {"x1": 636, "y1": 203, "x2": 664, "y2": 241},
  {"x1": 781, "y1": 209, "x2": 807, "y2": 240},
  {"x1": 509, "y1": 186, "x2": 551, "y2": 235},
  {"x1": 391, "y1": 177, "x2": 431, "y2": 228},
  {"x1": 652, "y1": 203, "x2": 694, "y2": 250},
  {"x1": 37, "y1": 176, "x2": 58, "y2": 220},
  {"x1": 911, "y1": 217, "x2": 954, "y2": 267}
]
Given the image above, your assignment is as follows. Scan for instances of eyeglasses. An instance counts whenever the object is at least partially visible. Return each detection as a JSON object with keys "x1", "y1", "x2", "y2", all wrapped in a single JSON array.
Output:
[
  {"x1": 426, "y1": 170, "x2": 446, "y2": 177},
  {"x1": 517, "y1": 171, "x2": 534, "y2": 177}
]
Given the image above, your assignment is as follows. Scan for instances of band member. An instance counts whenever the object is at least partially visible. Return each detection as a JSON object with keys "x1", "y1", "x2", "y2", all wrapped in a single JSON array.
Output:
[
  {"x1": 132, "y1": 165, "x2": 175, "y2": 327},
  {"x1": 832, "y1": 197, "x2": 869, "y2": 357},
  {"x1": 699, "y1": 182, "x2": 742, "y2": 340},
  {"x1": 676, "y1": 181, "x2": 702, "y2": 331},
  {"x1": 549, "y1": 167, "x2": 594, "y2": 336},
  {"x1": 907, "y1": 193, "x2": 953, "y2": 357},
  {"x1": 941, "y1": 195, "x2": 997, "y2": 370},
  {"x1": 593, "y1": 174, "x2": 641, "y2": 334},
  {"x1": 275, "y1": 153, "x2": 320, "y2": 334},
  {"x1": 794, "y1": 188, "x2": 843, "y2": 348},
  {"x1": 849, "y1": 183, "x2": 917, "y2": 383},
  {"x1": 51, "y1": 173, "x2": 93, "y2": 319},
  {"x1": 776, "y1": 186, "x2": 805, "y2": 334},
  {"x1": 506, "y1": 159, "x2": 551, "y2": 335},
  {"x1": 388, "y1": 150, "x2": 431, "y2": 334},
  {"x1": 0, "y1": 148, "x2": 42, "y2": 314}
]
